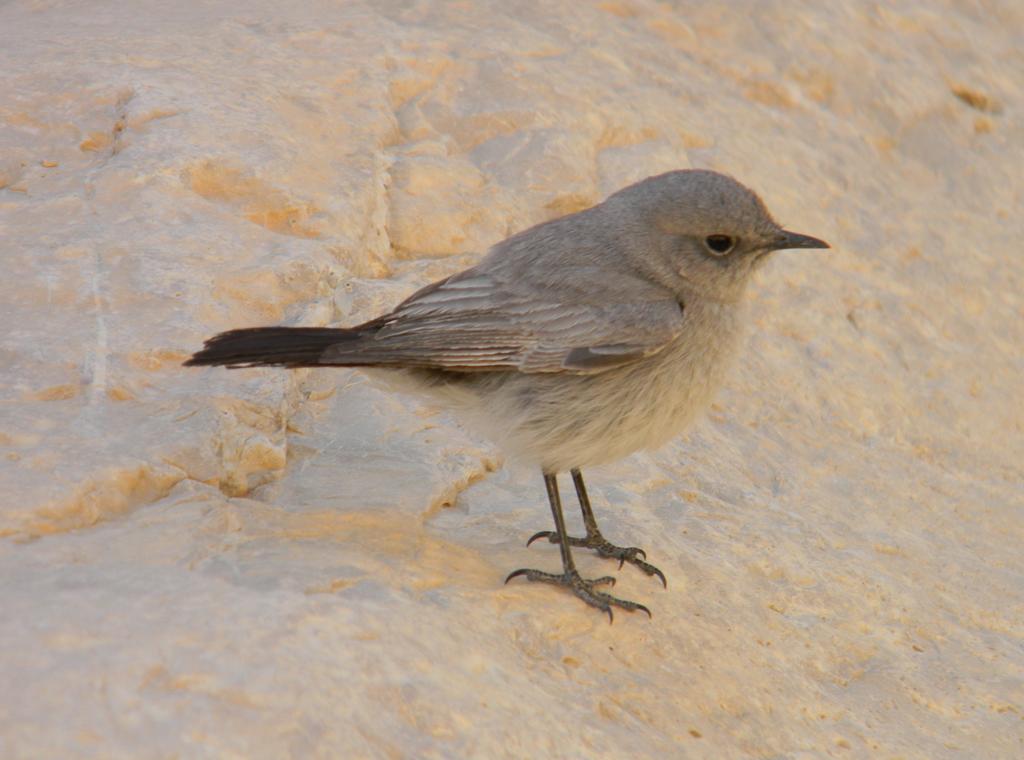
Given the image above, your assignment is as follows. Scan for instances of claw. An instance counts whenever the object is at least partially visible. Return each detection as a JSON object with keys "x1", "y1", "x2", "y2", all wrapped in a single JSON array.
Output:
[
  {"x1": 526, "y1": 530, "x2": 555, "y2": 547},
  {"x1": 650, "y1": 566, "x2": 668, "y2": 589},
  {"x1": 505, "y1": 568, "x2": 531, "y2": 584},
  {"x1": 628, "y1": 556, "x2": 667, "y2": 588}
]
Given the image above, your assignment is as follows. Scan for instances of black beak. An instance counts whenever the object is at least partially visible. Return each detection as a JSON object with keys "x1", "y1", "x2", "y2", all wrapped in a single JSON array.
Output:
[{"x1": 771, "y1": 230, "x2": 830, "y2": 251}]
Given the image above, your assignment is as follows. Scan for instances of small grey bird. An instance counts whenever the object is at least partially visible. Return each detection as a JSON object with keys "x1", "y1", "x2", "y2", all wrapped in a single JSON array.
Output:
[{"x1": 186, "y1": 169, "x2": 828, "y2": 620}]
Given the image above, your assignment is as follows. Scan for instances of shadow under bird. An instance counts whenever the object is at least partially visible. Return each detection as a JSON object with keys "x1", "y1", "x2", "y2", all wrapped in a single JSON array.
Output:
[{"x1": 186, "y1": 169, "x2": 829, "y2": 620}]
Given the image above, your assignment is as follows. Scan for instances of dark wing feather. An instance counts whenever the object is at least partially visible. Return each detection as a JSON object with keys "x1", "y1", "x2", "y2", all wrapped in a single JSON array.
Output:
[{"x1": 319, "y1": 269, "x2": 685, "y2": 374}]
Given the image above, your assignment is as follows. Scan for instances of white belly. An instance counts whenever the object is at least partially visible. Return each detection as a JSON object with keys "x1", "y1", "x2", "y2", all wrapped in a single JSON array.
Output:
[{"x1": 446, "y1": 298, "x2": 747, "y2": 472}]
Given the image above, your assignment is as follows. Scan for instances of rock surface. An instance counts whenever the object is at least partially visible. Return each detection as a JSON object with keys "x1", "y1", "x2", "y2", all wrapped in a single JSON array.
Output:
[{"x1": 1, "y1": 0, "x2": 1022, "y2": 757}]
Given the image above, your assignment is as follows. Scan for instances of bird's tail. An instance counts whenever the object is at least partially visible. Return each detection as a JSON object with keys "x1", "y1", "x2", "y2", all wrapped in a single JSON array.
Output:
[{"x1": 184, "y1": 326, "x2": 367, "y2": 369}]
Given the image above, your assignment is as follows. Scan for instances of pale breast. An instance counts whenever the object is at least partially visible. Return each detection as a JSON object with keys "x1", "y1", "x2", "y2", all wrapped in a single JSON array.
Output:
[{"x1": 461, "y1": 298, "x2": 748, "y2": 472}]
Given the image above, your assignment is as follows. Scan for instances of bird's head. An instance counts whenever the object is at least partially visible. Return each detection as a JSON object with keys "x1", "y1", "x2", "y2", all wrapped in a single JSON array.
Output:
[{"x1": 608, "y1": 169, "x2": 829, "y2": 302}]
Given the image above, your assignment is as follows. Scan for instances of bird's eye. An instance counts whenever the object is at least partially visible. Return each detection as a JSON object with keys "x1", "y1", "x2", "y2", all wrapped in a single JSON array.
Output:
[{"x1": 704, "y1": 235, "x2": 736, "y2": 255}]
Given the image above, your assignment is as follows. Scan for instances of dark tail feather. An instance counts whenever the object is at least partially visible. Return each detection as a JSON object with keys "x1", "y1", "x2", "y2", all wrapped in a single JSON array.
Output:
[{"x1": 185, "y1": 326, "x2": 367, "y2": 369}]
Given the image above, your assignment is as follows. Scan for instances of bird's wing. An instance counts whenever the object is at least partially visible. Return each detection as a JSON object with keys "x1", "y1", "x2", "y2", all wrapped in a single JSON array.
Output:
[{"x1": 322, "y1": 268, "x2": 685, "y2": 374}]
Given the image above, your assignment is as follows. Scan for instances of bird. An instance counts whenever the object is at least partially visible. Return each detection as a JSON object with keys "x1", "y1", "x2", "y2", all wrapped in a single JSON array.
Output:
[{"x1": 186, "y1": 169, "x2": 829, "y2": 620}]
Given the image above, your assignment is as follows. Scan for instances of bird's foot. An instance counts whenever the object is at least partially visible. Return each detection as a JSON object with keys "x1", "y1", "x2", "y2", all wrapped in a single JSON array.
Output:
[
  {"x1": 527, "y1": 530, "x2": 667, "y2": 588},
  {"x1": 504, "y1": 567, "x2": 650, "y2": 622}
]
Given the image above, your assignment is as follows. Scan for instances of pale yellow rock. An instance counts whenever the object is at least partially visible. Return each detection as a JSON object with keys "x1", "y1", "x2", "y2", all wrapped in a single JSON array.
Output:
[{"x1": 0, "y1": 0, "x2": 1021, "y2": 758}]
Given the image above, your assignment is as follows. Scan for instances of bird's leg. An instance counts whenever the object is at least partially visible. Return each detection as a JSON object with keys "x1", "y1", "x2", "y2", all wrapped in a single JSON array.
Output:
[
  {"x1": 527, "y1": 468, "x2": 667, "y2": 588},
  {"x1": 506, "y1": 472, "x2": 650, "y2": 621}
]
